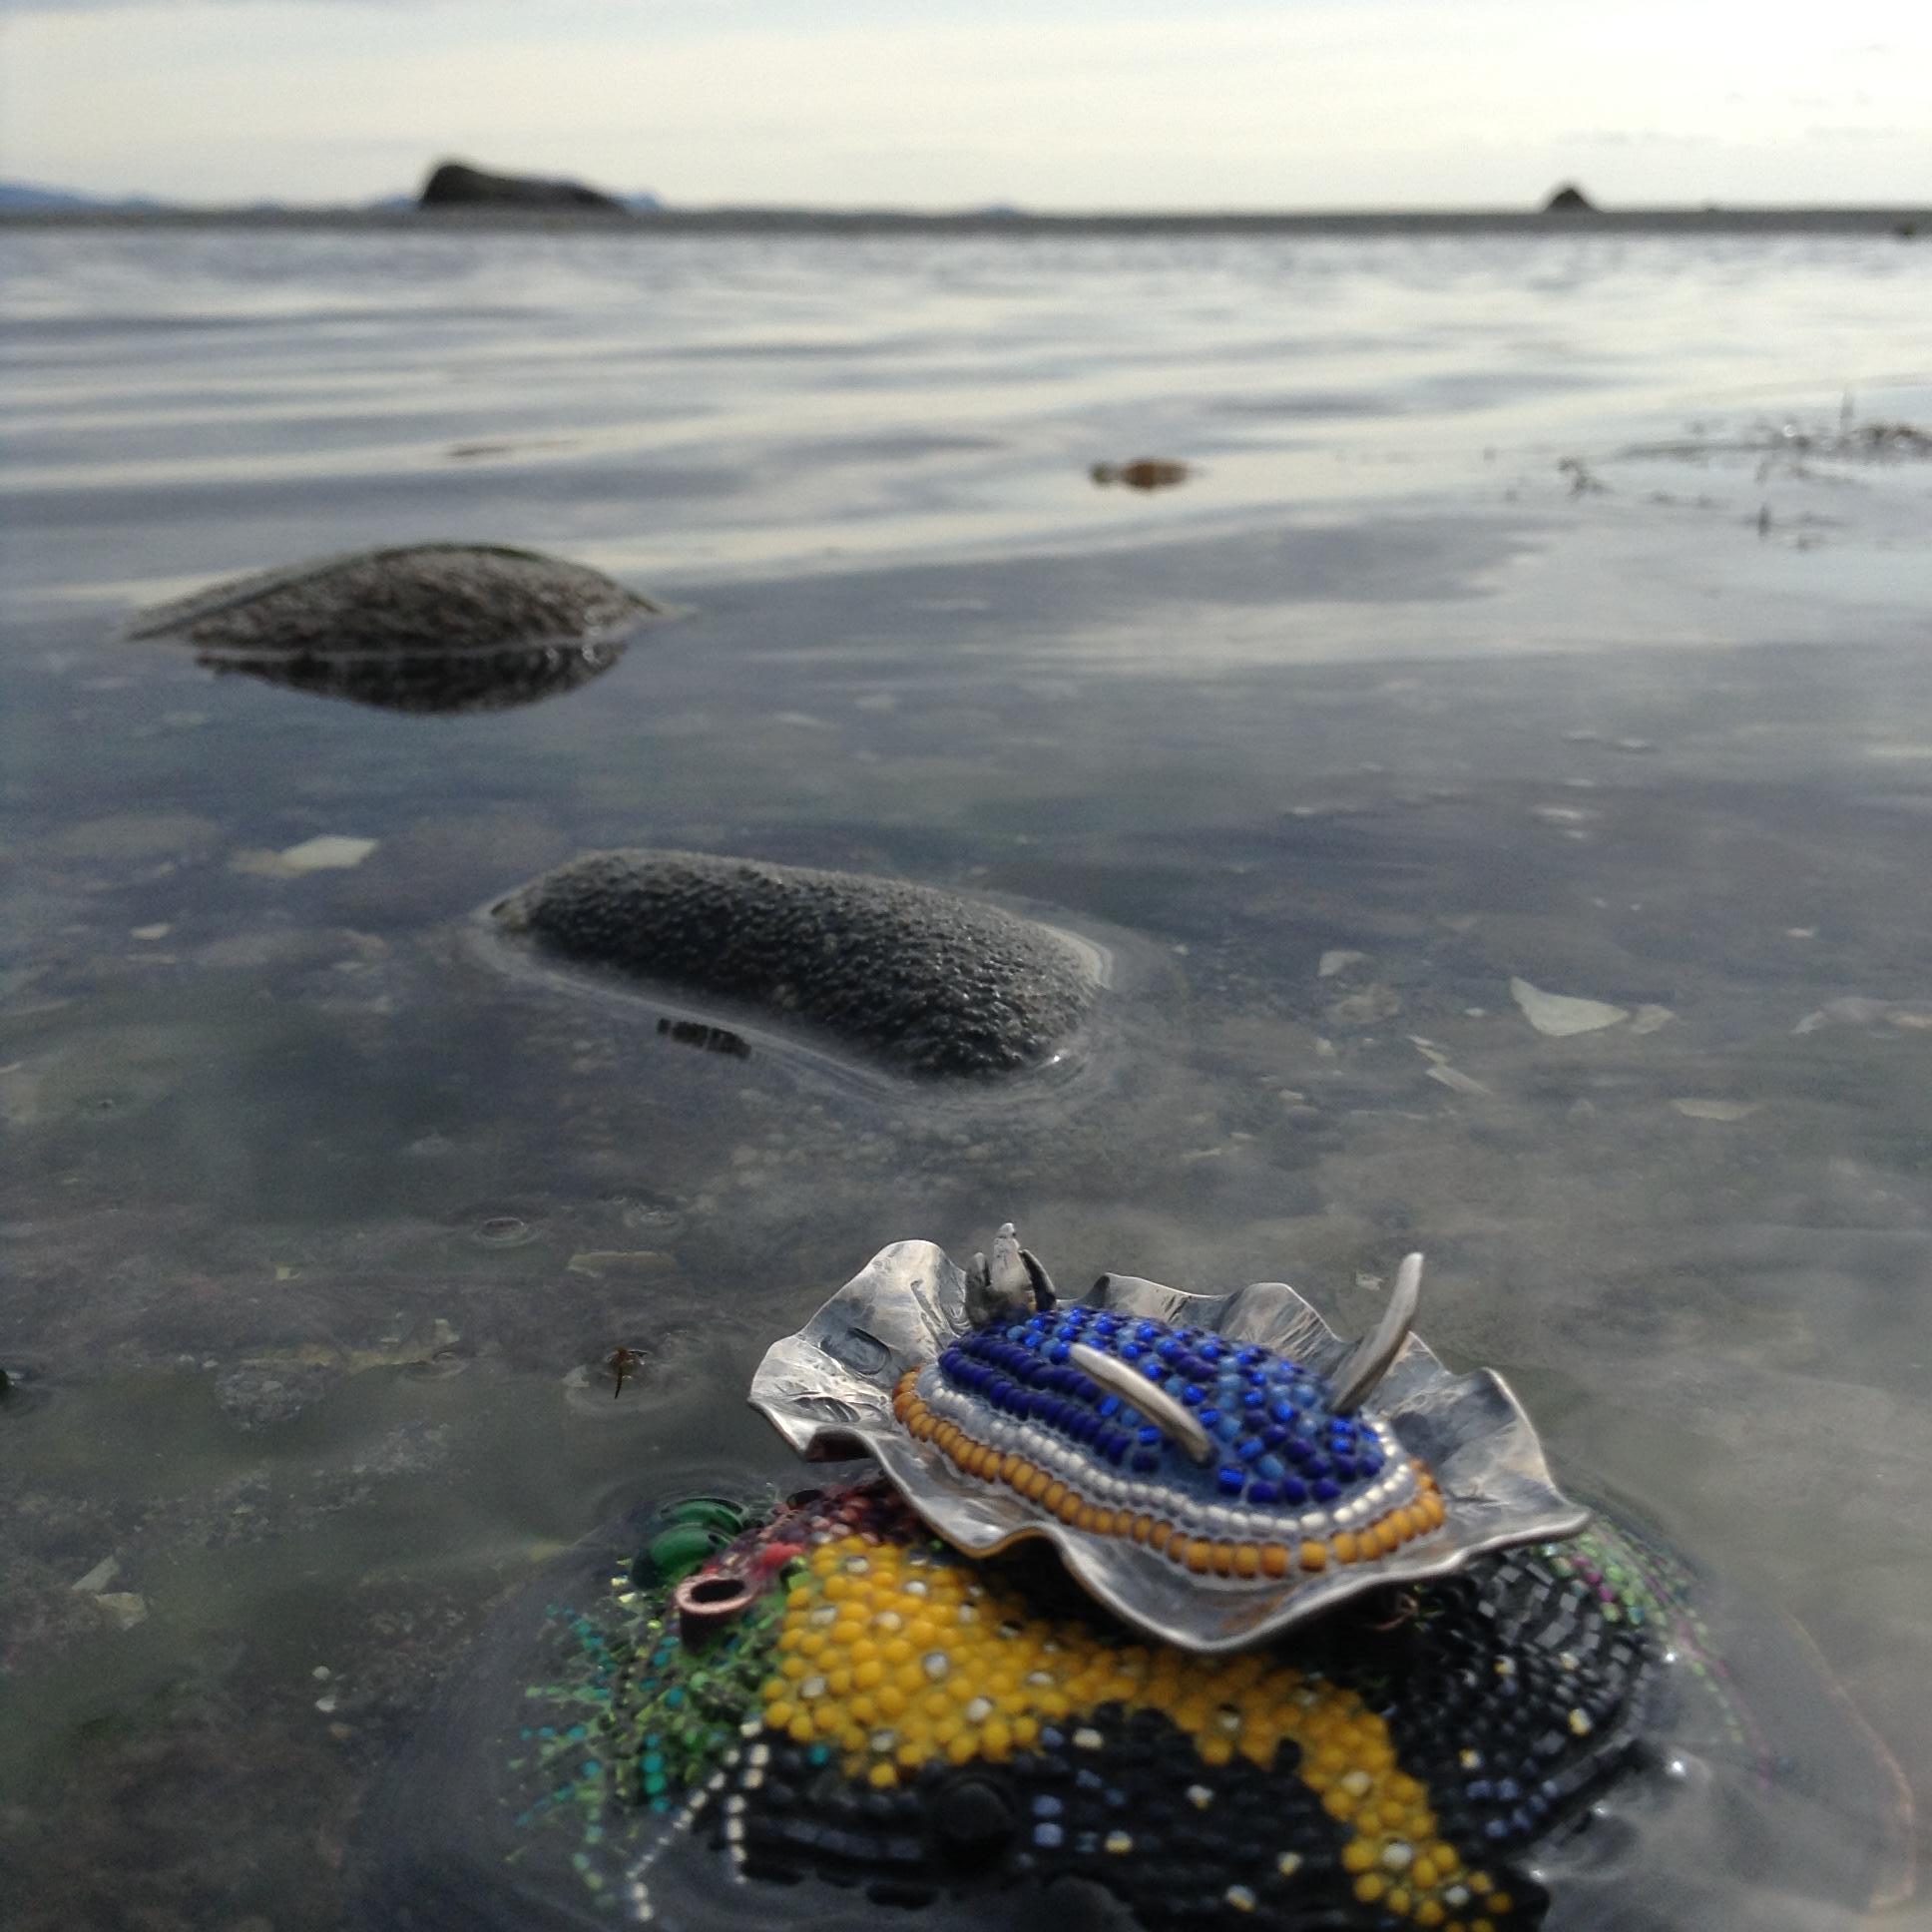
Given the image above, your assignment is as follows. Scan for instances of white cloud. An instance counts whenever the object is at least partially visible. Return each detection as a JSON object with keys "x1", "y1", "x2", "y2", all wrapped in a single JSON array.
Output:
[{"x1": 4, "y1": 0, "x2": 1929, "y2": 206}]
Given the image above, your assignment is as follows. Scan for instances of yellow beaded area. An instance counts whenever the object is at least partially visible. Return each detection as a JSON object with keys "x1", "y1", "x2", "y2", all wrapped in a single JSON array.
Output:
[{"x1": 759, "y1": 1533, "x2": 1513, "y2": 1929}]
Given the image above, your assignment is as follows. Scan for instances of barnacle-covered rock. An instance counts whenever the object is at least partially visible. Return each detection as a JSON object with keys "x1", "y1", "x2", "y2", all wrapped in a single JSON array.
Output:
[
  {"x1": 490, "y1": 851, "x2": 1097, "y2": 1078},
  {"x1": 130, "y1": 544, "x2": 667, "y2": 715}
]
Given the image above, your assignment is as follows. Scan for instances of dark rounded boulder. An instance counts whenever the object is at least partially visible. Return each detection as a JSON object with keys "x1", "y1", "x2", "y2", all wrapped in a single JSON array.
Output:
[
  {"x1": 419, "y1": 160, "x2": 630, "y2": 215},
  {"x1": 131, "y1": 546, "x2": 668, "y2": 715},
  {"x1": 132, "y1": 542, "x2": 663, "y2": 653},
  {"x1": 491, "y1": 849, "x2": 1097, "y2": 1078}
]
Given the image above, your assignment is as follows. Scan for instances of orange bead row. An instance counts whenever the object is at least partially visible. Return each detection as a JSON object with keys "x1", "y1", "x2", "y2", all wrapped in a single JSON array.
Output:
[{"x1": 891, "y1": 1370, "x2": 1445, "y2": 1580}]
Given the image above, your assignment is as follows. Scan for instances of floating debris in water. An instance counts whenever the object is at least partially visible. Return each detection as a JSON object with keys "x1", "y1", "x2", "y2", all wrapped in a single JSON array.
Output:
[
  {"x1": 1793, "y1": 997, "x2": 1932, "y2": 1036},
  {"x1": 1670, "y1": 1099, "x2": 1761, "y2": 1122},
  {"x1": 230, "y1": 834, "x2": 378, "y2": 877},
  {"x1": 1317, "y1": 949, "x2": 1367, "y2": 979},
  {"x1": 1410, "y1": 1037, "x2": 1493, "y2": 1097},
  {"x1": 1091, "y1": 458, "x2": 1192, "y2": 490},
  {"x1": 1509, "y1": 977, "x2": 1629, "y2": 1037},
  {"x1": 567, "y1": 1251, "x2": 676, "y2": 1279},
  {"x1": 656, "y1": 1015, "x2": 752, "y2": 1060}
]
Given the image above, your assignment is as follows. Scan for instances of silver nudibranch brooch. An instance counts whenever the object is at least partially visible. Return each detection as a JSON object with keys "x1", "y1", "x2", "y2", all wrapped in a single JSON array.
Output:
[{"x1": 750, "y1": 1224, "x2": 1587, "y2": 1654}]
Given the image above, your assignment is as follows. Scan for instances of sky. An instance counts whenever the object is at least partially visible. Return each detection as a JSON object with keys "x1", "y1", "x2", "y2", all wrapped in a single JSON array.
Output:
[{"x1": 3, "y1": 0, "x2": 1929, "y2": 210}]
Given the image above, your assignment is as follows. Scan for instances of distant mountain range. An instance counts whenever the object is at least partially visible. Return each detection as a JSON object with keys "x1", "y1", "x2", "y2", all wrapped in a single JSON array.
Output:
[{"x1": 0, "y1": 180, "x2": 167, "y2": 213}]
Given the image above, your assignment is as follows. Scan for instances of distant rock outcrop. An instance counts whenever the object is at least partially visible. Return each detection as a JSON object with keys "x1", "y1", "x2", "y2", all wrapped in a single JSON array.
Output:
[
  {"x1": 419, "y1": 160, "x2": 630, "y2": 215},
  {"x1": 1543, "y1": 183, "x2": 1599, "y2": 214}
]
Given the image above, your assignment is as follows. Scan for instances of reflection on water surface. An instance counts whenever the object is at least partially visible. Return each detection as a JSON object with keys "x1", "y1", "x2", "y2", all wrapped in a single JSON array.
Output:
[{"x1": 1, "y1": 226, "x2": 1929, "y2": 1928}]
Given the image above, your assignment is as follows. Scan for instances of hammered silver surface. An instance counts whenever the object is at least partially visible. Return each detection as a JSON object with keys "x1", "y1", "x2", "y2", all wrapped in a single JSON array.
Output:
[{"x1": 748, "y1": 1239, "x2": 1591, "y2": 1653}]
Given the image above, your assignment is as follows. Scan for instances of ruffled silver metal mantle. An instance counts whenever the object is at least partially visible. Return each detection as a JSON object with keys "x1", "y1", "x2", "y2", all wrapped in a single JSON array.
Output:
[{"x1": 748, "y1": 1236, "x2": 1589, "y2": 1653}]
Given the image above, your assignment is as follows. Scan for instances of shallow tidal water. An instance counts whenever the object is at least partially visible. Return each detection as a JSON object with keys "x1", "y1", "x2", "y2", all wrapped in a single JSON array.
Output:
[{"x1": 2, "y1": 225, "x2": 1930, "y2": 1930}]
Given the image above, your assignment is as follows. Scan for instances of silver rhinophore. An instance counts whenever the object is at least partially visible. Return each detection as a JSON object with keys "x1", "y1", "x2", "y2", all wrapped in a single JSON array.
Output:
[
  {"x1": 1067, "y1": 1342, "x2": 1214, "y2": 1465},
  {"x1": 748, "y1": 1227, "x2": 1589, "y2": 1654},
  {"x1": 1331, "y1": 1249, "x2": 1424, "y2": 1413}
]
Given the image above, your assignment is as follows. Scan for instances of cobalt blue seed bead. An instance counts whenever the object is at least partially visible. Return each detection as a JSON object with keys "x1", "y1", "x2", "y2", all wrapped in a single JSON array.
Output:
[
  {"x1": 1118, "y1": 1342, "x2": 1143, "y2": 1362},
  {"x1": 1216, "y1": 1468, "x2": 1246, "y2": 1496},
  {"x1": 1137, "y1": 1426, "x2": 1161, "y2": 1447},
  {"x1": 1132, "y1": 1450, "x2": 1159, "y2": 1474},
  {"x1": 1280, "y1": 1477, "x2": 1309, "y2": 1505},
  {"x1": 1140, "y1": 1360, "x2": 1165, "y2": 1382},
  {"x1": 1331, "y1": 1457, "x2": 1355, "y2": 1482},
  {"x1": 1234, "y1": 1436, "x2": 1264, "y2": 1462},
  {"x1": 1247, "y1": 1481, "x2": 1279, "y2": 1506},
  {"x1": 1312, "y1": 1478, "x2": 1341, "y2": 1503},
  {"x1": 1270, "y1": 1400, "x2": 1296, "y2": 1425}
]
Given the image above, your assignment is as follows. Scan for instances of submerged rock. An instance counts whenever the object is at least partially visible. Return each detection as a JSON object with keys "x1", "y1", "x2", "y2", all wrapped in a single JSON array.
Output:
[
  {"x1": 1509, "y1": 976, "x2": 1628, "y2": 1038},
  {"x1": 130, "y1": 545, "x2": 667, "y2": 715},
  {"x1": 419, "y1": 160, "x2": 631, "y2": 215},
  {"x1": 492, "y1": 849, "x2": 1096, "y2": 1078}
]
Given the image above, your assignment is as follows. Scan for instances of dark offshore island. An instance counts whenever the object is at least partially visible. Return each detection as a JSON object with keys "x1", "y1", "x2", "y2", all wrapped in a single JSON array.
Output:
[{"x1": 4, "y1": 155, "x2": 1922, "y2": 238}]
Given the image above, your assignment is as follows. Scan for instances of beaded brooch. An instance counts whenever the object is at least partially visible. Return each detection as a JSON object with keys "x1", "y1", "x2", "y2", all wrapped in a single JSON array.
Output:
[{"x1": 751, "y1": 1225, "x2": 1588, "y2": 1652}]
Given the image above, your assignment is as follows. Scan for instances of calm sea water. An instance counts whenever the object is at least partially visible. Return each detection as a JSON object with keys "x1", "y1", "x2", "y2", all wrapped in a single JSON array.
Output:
[{"x1": 3, "y1": 225, "x2": 1930, "y2": 1929}]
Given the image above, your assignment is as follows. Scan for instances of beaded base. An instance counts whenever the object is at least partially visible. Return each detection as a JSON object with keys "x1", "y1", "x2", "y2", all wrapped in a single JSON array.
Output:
[{"x1": 479, "y1": 1479, "x2": 1697, "y2": 1931}]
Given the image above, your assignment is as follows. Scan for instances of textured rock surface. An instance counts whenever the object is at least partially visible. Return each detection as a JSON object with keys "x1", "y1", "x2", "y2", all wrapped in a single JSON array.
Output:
[
  {"x1": 131, "y1": 545, "x2": 665, "y2": 658},
  {"x1": 419, "y1": 160, "x2": 630, "y2": 214},
  {"x1": 493, "y1": 849, "x2": 1096, "y2": 1077}
]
